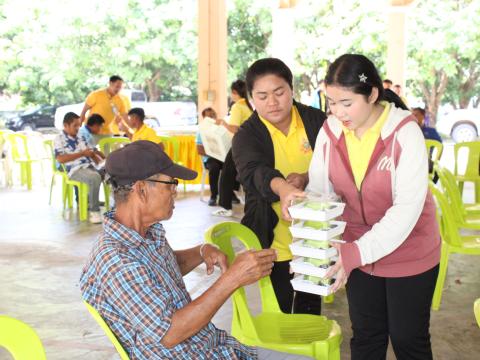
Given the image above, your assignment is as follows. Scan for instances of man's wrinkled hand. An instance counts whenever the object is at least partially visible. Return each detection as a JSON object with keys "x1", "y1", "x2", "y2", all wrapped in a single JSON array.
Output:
[{"x1": 201, "y1": 244, "x2": 229, "y2": 275}]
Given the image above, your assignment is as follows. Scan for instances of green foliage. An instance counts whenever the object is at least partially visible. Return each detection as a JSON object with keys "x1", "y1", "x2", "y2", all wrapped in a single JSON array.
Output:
[
  {"x1": 227, "y1": 0, "x2": 271, "y2": 84},
  {"x1": 407, "y1": 0, "x2": 480, "y2": 116},
  {"x1": 0, "y1": 0, "x2": 198, "y2": 106},
  {"x1": 293, "y1": 0, "x2": 387, "y2": 98}
]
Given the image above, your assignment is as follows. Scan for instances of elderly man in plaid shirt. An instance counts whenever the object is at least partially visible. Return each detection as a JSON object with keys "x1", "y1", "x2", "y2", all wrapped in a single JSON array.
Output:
[{"x1": 80, "y1": 141, "x2": 312, "y2": 359}]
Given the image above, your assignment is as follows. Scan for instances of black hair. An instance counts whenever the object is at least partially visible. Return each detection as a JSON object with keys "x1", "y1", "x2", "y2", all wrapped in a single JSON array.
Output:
[
  {"x1": 383, "y1": 89, "x2": 409, "y2": 110},
  {"x1": 383, "y1": 79, "x2": 393, "y2": 85},
  {"x1": 325, "y1": 54, "x2": 384, "y2": 103},
  {"x1": 246, "y1": 58, "x2": 293, "y2": 96},
  {"x1": 109, "y1": 75, "x2": 123, "y2": 83},
  {"x1": 87, "y1": 113, "x2": 105, "y2": 127},
  {"x1": 201, "y1": 107, "x2": 216, "y2": 118},
  {"x1": 231, "y1": 79, "x2": 253, "y2": 111},
  {"x1": 412, "y1": 107, "x2": 426, "y2": 116},
  {"x1": 63, "y1": 112, "x2": 80, "y2": 125},
  {"x1": 128, "y1": 107, "x2": 145, "y2": 121}
]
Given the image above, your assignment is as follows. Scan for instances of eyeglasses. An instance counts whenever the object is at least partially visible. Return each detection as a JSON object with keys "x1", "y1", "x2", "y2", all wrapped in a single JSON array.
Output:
[{"x1": 145, "y1": 178, "x2": 179, "y2": 190}]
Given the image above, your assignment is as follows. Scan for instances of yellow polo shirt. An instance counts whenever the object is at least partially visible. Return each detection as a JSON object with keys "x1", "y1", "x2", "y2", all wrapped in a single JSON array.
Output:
[
  {"x1": 260, "y1": 106, "x2": 313, "y2": 261},
  {"x1": 85, "y1": 89, "x2": 128, "y2": 135},
  {"x1": 228, "y1": 98, "x2": 253, "y2": 127},
  {"x1": 132, "y1": 124, "x2": 162, "y2": 144},
  {"x1": 343, "y1": 102, "x2": 390, "y2": 189}
]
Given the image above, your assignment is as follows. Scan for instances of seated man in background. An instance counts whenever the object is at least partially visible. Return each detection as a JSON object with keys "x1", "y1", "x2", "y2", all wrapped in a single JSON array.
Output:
[
  {"x1": 78, "y1": 113, "x2": 106, "y2": 149},
  {"x1": 54, "y1": 112, "x2": 104, "y2": 223},
  {"x1": 196, "y1": 107, "x2": 224, "y2": 206},
  {"x1": 119, "y1": 107, "x2": 164, "y2": 149},
  {"x1": 80, "y1": 141, "x2": 311, "y2": 360},
  {"x1": 412, "y1": 107, "x2": 443, "y2": 143}
]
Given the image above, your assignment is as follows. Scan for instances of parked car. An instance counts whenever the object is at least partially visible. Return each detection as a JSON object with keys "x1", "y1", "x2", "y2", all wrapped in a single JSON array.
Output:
[
  {"x1": 436, "y1": 108, "x2": 480, "y2": 143},
  {"x1": 5, "y1": 105, "x2": 56, "y2": 131}
]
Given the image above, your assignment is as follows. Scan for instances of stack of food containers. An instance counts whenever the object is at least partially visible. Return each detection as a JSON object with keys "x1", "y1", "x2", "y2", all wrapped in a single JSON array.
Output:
[{"x1": 288, "y1": 195, "x2": 346, "y2": 296}]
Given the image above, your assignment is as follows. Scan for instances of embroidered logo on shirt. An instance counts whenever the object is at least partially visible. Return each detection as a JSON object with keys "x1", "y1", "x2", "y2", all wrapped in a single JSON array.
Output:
[
  {"x1": 377, "y1": 155, "x2": 393, "y2": 171},
  {"x1": 301, "y1": 138, "x2": 312, "y2": 154}
]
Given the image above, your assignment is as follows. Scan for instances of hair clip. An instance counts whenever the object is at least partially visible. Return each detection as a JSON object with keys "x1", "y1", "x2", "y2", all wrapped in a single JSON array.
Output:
[{"x1": 359, "y1": 73, "x2": 367, "y2": 83}]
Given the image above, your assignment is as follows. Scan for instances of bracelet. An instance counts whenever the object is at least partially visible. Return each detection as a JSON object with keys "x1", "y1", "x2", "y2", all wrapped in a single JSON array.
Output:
[{"x1": 199, "y1": 243, "x2": 219, "y2": 258}]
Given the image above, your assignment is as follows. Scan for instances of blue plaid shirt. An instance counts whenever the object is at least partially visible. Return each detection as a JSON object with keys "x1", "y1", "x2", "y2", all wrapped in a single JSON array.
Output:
[
  {"x1": 80, "y1": 211, "x2": 257, "y2": 360},
  {"x1": 54, "y1": 131, "x2": 93, "y2": 176}
]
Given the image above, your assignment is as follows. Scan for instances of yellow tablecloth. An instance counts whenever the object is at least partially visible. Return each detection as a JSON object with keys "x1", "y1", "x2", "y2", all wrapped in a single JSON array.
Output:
[{"x1": 163, "y1": 135, "x2": 205, "y2": 185}]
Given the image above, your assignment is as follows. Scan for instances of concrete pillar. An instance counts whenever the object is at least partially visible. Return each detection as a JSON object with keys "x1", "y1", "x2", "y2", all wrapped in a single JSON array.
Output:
[
  {"x1": 386, "y1": 0, "x2": 414, "y2": 87},
  {"x1": 197, "y1": 0, "x2": 228, "y2": 119},
  {"x1": 271, "y1": 0, "x2": 297, "y2": 70}
]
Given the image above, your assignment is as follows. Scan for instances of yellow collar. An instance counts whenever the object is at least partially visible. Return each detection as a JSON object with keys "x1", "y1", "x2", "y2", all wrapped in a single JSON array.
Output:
[
  {"x1": 135, "y1": 123, "x2": 146, "y2": 133},
  {"x1": 342, "y1": 102, "x2": 390, "y2": 138},
  {"x1": 259, "y1": 106, "x2": 300, "y2": 137}
]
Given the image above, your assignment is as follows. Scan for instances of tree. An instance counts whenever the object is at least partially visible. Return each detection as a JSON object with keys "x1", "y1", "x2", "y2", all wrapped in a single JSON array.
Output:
[
  {"x1": 293, "y1": 0, "x2": 387, "y2": 99},
  {"x1": 227, "y1": 0, "x2": 271, "y2": 85},
  {"x1": 0, "y1": 0, "x2": 198, "y2": 106},
  {"x1": 407, "y1": 0, "x2": 480, "y2": 118}
]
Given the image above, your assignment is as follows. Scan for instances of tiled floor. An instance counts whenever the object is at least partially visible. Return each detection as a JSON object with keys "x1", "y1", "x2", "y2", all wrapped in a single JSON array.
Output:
[{"x1": 0, "y1": 141, "x2": 479, "y2": 359}]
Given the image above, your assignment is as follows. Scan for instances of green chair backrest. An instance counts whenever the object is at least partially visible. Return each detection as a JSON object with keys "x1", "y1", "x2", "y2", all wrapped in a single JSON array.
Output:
[
  {"x1": 453, "y1": 141, "x2": 480, "y2": 178},
  {"x1": 204, "y1": 222, "x2": 281, "y2": 339},
  {"x1": 475, "y1": 298, "x2": 480, "y2": 327},
  {"x1": 425, "y1": 139, "x2": 443, "y2": 162},
  {"x1": 435, "y1": 164, "x2": 467, "y2": 223},
  {"x1": 43, "y1": 139, "x2": 57, "y2": 172},
  {"x1": 0, "y1": 315, "x2": 47, "y2": 360},
  {"x1": 24, "y1": 132, "x2": 49, "y2": 160},
  {"x1": 7, "y1": 133, "x2": 30, "y2": 161},
  {"x1": 98, "y1": 137, "x2": 131, "y2": 156},
  {"x1": 429, "y1": 183, "x2": 463, "y2": 248},
  {"x1": 83, "y1": 301, "x2": 130, "y2": 360}
]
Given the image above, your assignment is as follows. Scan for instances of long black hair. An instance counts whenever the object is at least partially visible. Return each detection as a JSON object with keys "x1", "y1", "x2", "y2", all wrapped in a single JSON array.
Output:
[{"x1": 231, "y1": 79, "x2": 253, "y2": 111}]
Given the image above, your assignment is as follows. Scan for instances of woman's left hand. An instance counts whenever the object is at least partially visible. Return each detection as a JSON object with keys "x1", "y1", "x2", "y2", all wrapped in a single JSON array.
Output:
[{"x1": 326, "y1": 242, "x2": 348, "y2": 292}]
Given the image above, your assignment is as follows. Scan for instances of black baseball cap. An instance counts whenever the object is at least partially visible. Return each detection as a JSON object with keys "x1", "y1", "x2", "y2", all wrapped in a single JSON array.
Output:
[{"x1": 106, "y1": 140, "x2": 197, "y2": 186}]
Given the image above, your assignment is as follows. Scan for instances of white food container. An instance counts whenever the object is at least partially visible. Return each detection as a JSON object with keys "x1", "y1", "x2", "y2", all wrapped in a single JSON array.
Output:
[
  {"x1": 290, "y1": 257, "x2": 332, "y2": 278},
  {"x1": 288, "y1": 201, "x2": 346, "y2": 222},
  {"x1": 289, "y1": 239, "x2": 338, "y2": 259},
  {"x1": 289, "y1": 220, "x2": 346, "y2": 241},
  {"x1": 291, "y1": 274, "x2": 332, "y2": 296}
]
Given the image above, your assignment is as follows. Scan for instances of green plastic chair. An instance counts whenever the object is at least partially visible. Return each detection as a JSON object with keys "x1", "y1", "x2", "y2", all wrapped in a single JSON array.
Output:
[
  {"x1": 83, "y1": 301, "x2": 130, "y2": 360},
  {"x1": 98, "y1": 137, "x2": 130, "y2": 208},
  {"x1": 453, "y1": 141, "x2": 480, "y2": 203},
  {"x1": 44, "y1": 139, "x2": 90, "y2": 220},
  {"x1": 98, "y1": 136, "x2": 130, "y2": 156},
  {"x1": 204, "y1": 221, "x2": 342, "y2": 359},
  {"x1": 435, "y1": 164, "x2": 480, "y2": 230},
  {"x1": 425, "y1": 139, "x2": 443, "y2": 162},
  {"x1": 0, "y1": 315, "x2": 47, "y2": 360},
  {"x1": 429, "y1": 183, "x2": 480, "y2": 310},
  {"x1": 474, "y1": 299, "x2": 480, "y2": 327},
  {"x1": 160, "y1": 135, "x2": 187, "y2": 193},
  {"x1": 6, "y1": 133, "x2": 42, "y2": 190}
]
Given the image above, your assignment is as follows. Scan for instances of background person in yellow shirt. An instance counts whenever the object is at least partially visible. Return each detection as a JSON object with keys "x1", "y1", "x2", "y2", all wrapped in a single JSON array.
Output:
[
  {"x1": 122, "y1": 107, "x2": 164, "y2": 150},
  {"x1": 232, "y1": 58, "x2": 327, "y2": 314},
  {"x1": 213, "y1": 80, "x2": 253, "y2": 217},
  {"x1": 80, "y1": 75, "x2": 128, "y2": 136}
]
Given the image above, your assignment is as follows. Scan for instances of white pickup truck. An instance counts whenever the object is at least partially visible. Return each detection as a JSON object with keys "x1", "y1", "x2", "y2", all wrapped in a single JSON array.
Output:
[{"x1": 54, "y1": 89, "x2": 197, "y2": 130}]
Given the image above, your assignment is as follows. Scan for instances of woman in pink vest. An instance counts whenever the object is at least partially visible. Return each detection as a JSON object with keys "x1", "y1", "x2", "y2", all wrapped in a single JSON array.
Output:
[{"x1": 280, "y1": 54, "x2": 440, "y2": 360}]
